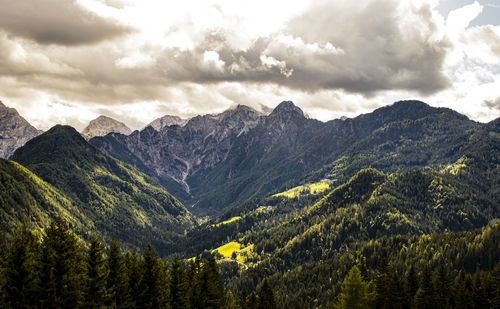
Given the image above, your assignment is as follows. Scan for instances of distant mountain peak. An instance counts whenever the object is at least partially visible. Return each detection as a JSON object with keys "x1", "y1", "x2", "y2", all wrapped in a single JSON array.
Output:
[
  {"x1": 222, "y1": 104, "x2": 261, "y2": 117},
  {"x1": 0, "y1": 101, "x2": 42, "y2": 158},
  {"x1": 393, "y1": 99, "x2": 429, "y2": 107},
  {"x1": 225, "y1": 104, "x2": 254, "y2": 111},
  {"x1": 270, "y1": 101, "x2": 305, "y2": 119},
  {"x1": 147, "y1": 115, "x2": 188, "y2": 131},
  {"x1": 81, "y1": 115, "x2": 131, "y2": 139},
  {"x1": 259, "y1": 104, "x2": 274, "y2": 115}
]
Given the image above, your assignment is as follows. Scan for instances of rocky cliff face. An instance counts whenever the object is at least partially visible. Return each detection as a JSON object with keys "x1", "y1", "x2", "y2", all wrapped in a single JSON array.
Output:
[
  {"x1": 92, "y1": 105, "x2": 264, "y2": 195},
  {"x1": 81, "y1": 115, "x2": 132, "y2": 139},
  {"x1": 0, "y1": 101, "x2": 42, "y2": 159}
]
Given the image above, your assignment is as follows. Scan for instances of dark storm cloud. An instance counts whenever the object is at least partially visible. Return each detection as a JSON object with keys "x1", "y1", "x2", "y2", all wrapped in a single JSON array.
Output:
[
  {"x1": 0, "y1": 0, "x2": 131, "y2": 45},
  {"x1": 155, "y1": 0, "x2": 450, "y2": 96}
]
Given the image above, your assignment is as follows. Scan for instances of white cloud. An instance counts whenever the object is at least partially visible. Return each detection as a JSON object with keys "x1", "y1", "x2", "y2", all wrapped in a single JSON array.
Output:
[
  {"x1": 0, "y1": 0, "x2": 499, "y2": 130},
  {"x1": 446, "y1": 1, "x2": 483, "y2": 33}
]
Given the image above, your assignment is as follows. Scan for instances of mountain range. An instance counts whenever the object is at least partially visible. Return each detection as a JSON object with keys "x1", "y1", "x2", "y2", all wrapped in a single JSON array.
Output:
[
  {"x1": 1, "y1": 99, "x2": 498, "y2": 218},
  {"x1": 0, "y1": 98, "x2": 499, "y2": 307},
  {"x1": 89, "y1": 100, "x2": 485, "y2": 216}
]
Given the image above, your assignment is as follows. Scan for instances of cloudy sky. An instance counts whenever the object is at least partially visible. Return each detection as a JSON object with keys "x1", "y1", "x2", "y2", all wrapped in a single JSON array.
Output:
[{"x1": 0, "y1": 0, "x2": 499, "y2": 130}]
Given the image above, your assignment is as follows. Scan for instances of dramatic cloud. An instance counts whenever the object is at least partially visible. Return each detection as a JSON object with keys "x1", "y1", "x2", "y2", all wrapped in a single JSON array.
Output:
[
  {"x1": 0, "y1": 0, "x2": 498, "y2": 130},
  {"x1": 152, "y1": 0, "x2": 450, "y2": 95},
  {"x1": 0, "y1": 0, "x2": 130, "y2": 45}
]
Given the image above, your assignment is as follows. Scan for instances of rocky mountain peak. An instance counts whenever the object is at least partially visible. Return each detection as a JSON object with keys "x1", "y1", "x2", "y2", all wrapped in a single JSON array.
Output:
[
  {"x1": 270, "y1": 101, "x2": 304, "y2": 118},
  {"x1": 0, "y1": 101, "x2": 42, "y2": 158},
  {"x1": 221, "y1": 104, "x2": 261, "y2": 119},
  {"x1": 81, "y1": 115, "x2": 132, "y2": 139},
  {"x1": 147, "y1": 115, "x2": 188, "y2": 131}
]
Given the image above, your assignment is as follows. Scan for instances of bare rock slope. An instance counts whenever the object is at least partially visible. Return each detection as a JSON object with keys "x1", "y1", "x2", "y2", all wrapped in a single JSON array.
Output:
[{"x1": 0, "y1": 100, "x2": 42, "y2": 159}]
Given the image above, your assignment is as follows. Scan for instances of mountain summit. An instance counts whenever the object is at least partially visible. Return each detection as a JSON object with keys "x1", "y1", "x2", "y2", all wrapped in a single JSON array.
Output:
[
  {"x1": 147, "y1": 115, "x2": 188, "y2": 131},
  {"x1": 0, "y1": 100, "x2": 42, "y2": 158},
  {"x1": 81, "y1": 115, "x2": 132, "y2": 139},
  {"x1": 270, "y1": 101, "x2": 304, "y2": 117}
]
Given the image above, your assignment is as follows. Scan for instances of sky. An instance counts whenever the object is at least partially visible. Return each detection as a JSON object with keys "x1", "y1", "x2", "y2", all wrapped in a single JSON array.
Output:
[{"x1": 0, "y1": 0, "x2": 499, "y2": 131}]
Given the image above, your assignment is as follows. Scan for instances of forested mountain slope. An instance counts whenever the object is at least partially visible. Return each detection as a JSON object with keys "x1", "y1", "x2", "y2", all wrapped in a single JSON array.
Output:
[
  {"x1": 168, "y1": 167, "x2": 499, "y2": 307},
  {"x1": 0, "y1": 158, "x2": 90, "y2": 238},
  {"x1": 9, "y1": 125, "x2": 195, "y2": 252}
]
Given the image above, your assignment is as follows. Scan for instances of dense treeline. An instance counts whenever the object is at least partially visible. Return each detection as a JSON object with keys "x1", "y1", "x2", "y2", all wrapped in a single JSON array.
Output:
[
  {"x1": 1, "y1": 221, "x2": 499, "y2": 308},
  {"x1": 0, "y1": 219, "x2": 277, "y2": 309},
  {"x1": 227, "y1": 223, "x2": 500, "y2": 307},
  {"x1": 331, "y1": 223, "x2": 500, "y2": 309},
  {"x1": 334, "y1": 261, "x2": 500, "y2": 309}
]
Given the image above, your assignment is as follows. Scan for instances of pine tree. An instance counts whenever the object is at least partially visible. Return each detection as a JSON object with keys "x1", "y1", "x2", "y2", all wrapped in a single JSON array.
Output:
[
  {"x1": 237, "y1": 288, "x2": 248, "y2": 309},
  {"x1": 199, "y1": 255, "x2": 225, "y2": 309},
  {"x1": 125, "y1": 249, "x2": 141, "y2": 307},
  {"x1": 405, "y1": 265, "x2": 419, "y2": 308},
  {"x1": 225, "y1": 290, "x2": 238, "y2": 309},
  {"x1": 375, "y1": 259, "x2": 401, "y2": 309},
  {"x1": 38, "y1": 219, "x2": 84, "y2": 308},
  {"x1": 454, "y1": 270, "x2": 474, "y2": 309},
  {"x1": 2, "y1": 226, "x2": 39, "y2": 308},
  {"x1": 169, "y1": 255, "x2": 186, "y2": 309},
  {"x1": 433, "y1": 264, "x2": 452, "y2": 309},
  {"x1": 335, "y1": 265, "x2": 371, "y2": 309},
  {"x1": 106, "y1": 238, "x2": 129, "y2": 308},
  {"x1": 257, "y1": 278, "x2": 277, "y2": 309},
  {"x1": 247, "y1": 291, "x2": 258, "y2": 309},
  {"x1": 83, "y1": 235, "x2": 108, "y2": 309},
  {"x1": 491, "y1": 263, "x2": 500, "y2": 308},
  {"x1": 358, "y1": 257, "x2": 369, "y2": 281},
  {"x1": 137, "y1": 243, "x2": 164, "y2": 309},
  {"x1": 472, "y1": 270, "x2": 490, "y2": 309},
  {"x1": 413, "y1": 264, "x2": 435, "y2": 309},
  {"x1": 185, "y1": 255, "x2": 202, "y2": 309}
]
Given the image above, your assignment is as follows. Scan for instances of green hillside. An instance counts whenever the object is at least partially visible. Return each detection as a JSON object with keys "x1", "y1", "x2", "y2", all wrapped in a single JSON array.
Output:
[
  {"x1": 0, "y1": 159, "x2": 90, "y2": 238},
  {"x1": 9, "y1": 125, "x2": 195, "y2": 253}
]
